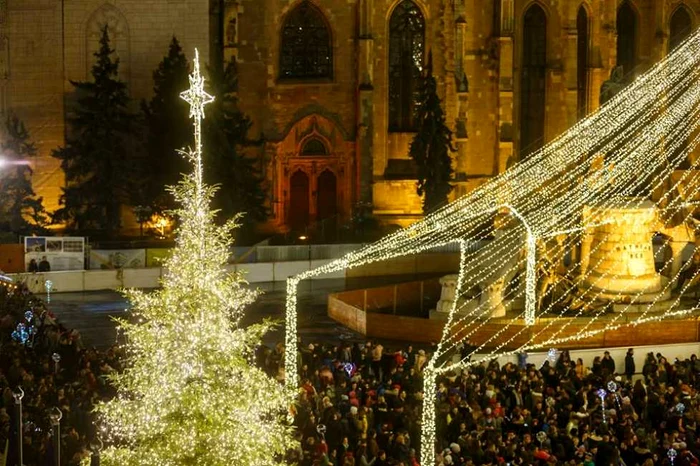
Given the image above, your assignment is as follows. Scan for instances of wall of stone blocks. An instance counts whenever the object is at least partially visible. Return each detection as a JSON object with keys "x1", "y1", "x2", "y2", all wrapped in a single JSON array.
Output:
[
  {"x1": 5, "y1": 0, "x2": 700, "y2": 232},
  {"x1": 235, "y1": 0, "x2": 357, "y2": 141},
  {"x1": 5, "y1": 0, "x2": 211, "y2": 217},
  {"x1": 6, "y1": 0, "x2": 66, "y2": 213}
]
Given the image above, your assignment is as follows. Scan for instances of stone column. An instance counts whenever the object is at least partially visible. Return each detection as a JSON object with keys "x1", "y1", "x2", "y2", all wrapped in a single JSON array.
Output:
[
  {"x1": 494, "y1": 0, "x2": 515, "y2": 173},
  {"x1": 495, "y1": 0, "x2": 515, "y2": 172},
  {"x1": 454, "y1": 16, "x2": 469, "y2": 175},
  {"x1": 357, "y1": 0, "x2": 374, "y2": 206},
  {"x1": 564, "y1": 20, "x2": 579, "y2": 128},
  {"x1": 652, "y1": 1, "x2": 669, "y2": 64}
]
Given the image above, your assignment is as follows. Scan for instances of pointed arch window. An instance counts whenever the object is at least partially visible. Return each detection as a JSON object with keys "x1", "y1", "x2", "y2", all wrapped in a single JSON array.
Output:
[
  {"x1": 86, "y1": 5, "x2": 130, "y2": 82},
  {"x1": 616, "y1": 1, "x2": 637, "y2": 80},
  {"x1": 301, "y1": 138, "x2": 329, "y2": 156},
  {"x1": 388, "y1": 0, "x2": 425, "y2": 132},
  {"x1": 280, "y1": 2, "x2": 332, "y2": 80},
  {"x1": 669, "y1": 6, "x2": 694, "y2": 169},
  {"x1": 520, "y1": 4, "x2": 547, "y2": 158},
  {"x1": 577, "y1": 5, "x2": 589, "y2": 119},
  {"x1": 670, "y1": 6, "x2": 693, "y2": 53}
]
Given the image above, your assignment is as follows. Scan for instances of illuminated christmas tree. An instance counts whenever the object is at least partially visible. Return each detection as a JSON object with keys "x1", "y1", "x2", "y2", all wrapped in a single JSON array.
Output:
[{"x1": 91, "y1": 51, "x2": 296, "y2": 466}]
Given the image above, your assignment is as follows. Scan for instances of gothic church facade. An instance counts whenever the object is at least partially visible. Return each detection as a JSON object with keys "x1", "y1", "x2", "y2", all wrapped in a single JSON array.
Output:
[
  {"x1": 2, "y1": 0, "x2": 700, "y2": 234},
  {"x1": 226, "y1": 0, "x2": 700, "y2": 234}
]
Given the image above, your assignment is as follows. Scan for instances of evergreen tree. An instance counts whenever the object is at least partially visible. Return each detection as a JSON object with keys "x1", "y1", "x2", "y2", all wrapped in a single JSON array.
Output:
[
  {"x1": 141, "y1": 37, "x2": 191, "y2": 209},
  {"x1": 92, "y1": 55, "x2": 296, "y2": 465},
  {"x1": 0, "y1": 115, "x2": 47, "y2": 235},
  {"x1": 204, "y1": 58, "x2": 268, "y2": 231},
  {"x1": 409, "y1": 53, "x2": 456, "y2": 214},
  {"x1": 52, "y1": 26, "x2": 137, "y2": 233}
]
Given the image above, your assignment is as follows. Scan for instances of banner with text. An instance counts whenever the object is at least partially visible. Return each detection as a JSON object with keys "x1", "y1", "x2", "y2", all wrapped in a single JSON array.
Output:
[
  {"x1": 89, "y1": 249, "x2": 147, "y2": 270},
  {"x1": 24, "y1": 237, "x2": 85, "y2": 271}
]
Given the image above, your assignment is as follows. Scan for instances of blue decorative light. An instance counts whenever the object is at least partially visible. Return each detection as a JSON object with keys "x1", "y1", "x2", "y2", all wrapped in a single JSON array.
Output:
[
  {"x1": 668, "y1": 448, "x2": 678, "y2": 465},
  {"x1": 343, "y1": 362, "x2": 355, "y2": 377},
  {"x1": 11, "y1": 323, "x2": 29, "y2": 344}
]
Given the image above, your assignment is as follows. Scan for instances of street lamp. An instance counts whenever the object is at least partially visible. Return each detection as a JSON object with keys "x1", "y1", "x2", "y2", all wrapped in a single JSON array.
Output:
[
  {"x1": 49, "y1": 407, "x2": 63, "y2": 466},
  {"x1": 12, "y1": 387, "x2": 24, "y2": 466},
  {"x1": 90, "y1": 437, "x2": 103, "y2": 466},
  {"x1": 52, "y1": 352, "x2": 61, "y2": 374}
]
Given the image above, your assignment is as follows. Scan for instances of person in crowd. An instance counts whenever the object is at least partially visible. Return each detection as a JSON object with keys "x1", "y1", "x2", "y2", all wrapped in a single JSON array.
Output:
[
  {"x1": 38, "y1": 256, "x2": 51, "y2": 272},
  {"x1": 0, "y1": 280, "x2": 122, "y2": 466},
  {"x1": 290, "y1": 338, "x2": 700, "y2": 466},
  {"x1": 27, "y1": 259, "x2": 38, "y2": 273},
  {"x1": 8, "y1": 277, "x2": 700, "y2": 466},
  {"x1": 601, "y1": 350, "x2": 616, "y2": 376},
  {"x1": 625, "y1": 347, "x2": 636, "y2": 381}
]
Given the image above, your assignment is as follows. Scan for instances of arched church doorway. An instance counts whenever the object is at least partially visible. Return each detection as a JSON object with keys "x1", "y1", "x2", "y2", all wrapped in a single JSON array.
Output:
[
  {"x1": 316, "y1": 170, "x2": 337, "y2": 239},
  {"x1": 289, "y1": 170, "x2": 310, "y2": 233}
]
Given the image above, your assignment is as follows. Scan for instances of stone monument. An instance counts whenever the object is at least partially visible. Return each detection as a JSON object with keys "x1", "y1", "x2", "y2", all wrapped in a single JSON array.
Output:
[{"x1": 580, "y1": 198, "x2": 671, "y2": 305}]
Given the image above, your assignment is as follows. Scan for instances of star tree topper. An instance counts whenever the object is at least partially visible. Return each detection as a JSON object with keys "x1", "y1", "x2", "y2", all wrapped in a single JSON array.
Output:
[
  {"x1": 179, "y1": 49, "x2": 214, "y2": 195},
  {"x1": 180, "y1": 49, "x2": 214, "y2": 120}
]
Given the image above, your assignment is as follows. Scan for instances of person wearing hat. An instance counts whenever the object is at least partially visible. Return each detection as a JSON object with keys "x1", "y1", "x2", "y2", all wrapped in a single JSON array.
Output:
[
  {"x1": 625, "y1": 348, "x2": 636, "y2": 382},
  {"x1": 602, "y1": 351, "x2": 616, "y2": 376}
]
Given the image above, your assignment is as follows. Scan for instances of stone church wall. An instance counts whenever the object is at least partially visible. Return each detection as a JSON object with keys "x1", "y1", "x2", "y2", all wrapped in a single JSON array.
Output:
[
  {"x1": 3, "y1": 0, "x2": 210, "y2": 216},
  {"x1": 4, "y1": 0, "x2": 700, "y2": 233}
]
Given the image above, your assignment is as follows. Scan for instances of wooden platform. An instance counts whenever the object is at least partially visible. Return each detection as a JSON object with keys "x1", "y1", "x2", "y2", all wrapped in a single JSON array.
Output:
[{"x1": 328, "y1": 280, "x2": 700, "y2": 351}]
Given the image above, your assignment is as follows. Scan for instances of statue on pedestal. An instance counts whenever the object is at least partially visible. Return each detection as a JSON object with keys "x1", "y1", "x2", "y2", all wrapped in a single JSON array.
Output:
[{"x1": 600, "y1": 66, "x2": 625, "y2": 106}]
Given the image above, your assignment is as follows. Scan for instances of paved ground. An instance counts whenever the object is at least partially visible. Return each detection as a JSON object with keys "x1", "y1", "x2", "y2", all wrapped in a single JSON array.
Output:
[{"x1": 46, "y1": 275, "x2": 437, "y2": 350}]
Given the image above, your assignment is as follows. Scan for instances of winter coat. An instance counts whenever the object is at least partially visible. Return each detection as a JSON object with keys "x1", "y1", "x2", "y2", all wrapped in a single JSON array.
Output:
[{"x1": 625, "y1": 354, "x2": 636, "y2": 376}]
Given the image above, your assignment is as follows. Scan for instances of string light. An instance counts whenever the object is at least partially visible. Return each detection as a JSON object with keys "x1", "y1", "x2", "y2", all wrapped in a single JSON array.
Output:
[
  {"x1": 447, "y1": 107, "x2": 700, "y2": 363},
  {"x1": 91, "y1": 49, "x2": 297, "y2": 466},
  {"x1": 281, "y1": 26, "x2": 700, "y2": 466}
]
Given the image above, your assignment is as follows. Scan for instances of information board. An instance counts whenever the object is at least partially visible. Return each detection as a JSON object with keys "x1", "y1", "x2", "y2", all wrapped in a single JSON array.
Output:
[{"x1": 24, "y1": 237, "x2": 85, "y2": 271}]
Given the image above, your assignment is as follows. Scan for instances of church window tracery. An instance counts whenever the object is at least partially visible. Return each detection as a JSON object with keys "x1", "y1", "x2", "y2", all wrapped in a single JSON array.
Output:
[
  {"x1": 301, "y1": 138, "x2": 329, "y2": 156},
  {"x1": 670, "y1": 6, "x2": 692, "y2": 53},
  {"x1": 279, "y1": 2, "x2": 333, "y2": 80},
  {"x1": 577, "y1": 5, "x2": 589, "y2": 120},
  {"x1": 616, "y1": 1, "x2": 637, "y2": 80},
  {"x1": 388, "y1": 0, "x2": 425, "y2": 132},
  {"x1": 519, "y1": 3, "x2": 547, "y2": 158}
]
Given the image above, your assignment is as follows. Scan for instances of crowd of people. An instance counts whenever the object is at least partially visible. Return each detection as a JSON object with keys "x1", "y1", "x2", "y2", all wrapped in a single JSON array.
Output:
[
  {"x1": 0, "y1": 281, "x2": 119, "y2": 465},
  {"x1": 5, "y1": 277, "x2": 700, "y2": 466},
  {"x1": 280, "y1": 339, "x2": 700, "y2": 466}
]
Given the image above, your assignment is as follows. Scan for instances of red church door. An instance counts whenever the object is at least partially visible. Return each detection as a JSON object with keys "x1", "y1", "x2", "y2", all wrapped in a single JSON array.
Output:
[
  {"x1": 289, "y1": 171, "x2": 310, "y2": 233},
  {"x1": 316, "y1": 170, "x2": 337, "y2": 240}
]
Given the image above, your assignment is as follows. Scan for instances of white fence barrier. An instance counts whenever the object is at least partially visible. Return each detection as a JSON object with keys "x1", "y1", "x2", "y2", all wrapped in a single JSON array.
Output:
[{"x1": 12, "y1": 259, "x2": 347, "y2": 294}]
